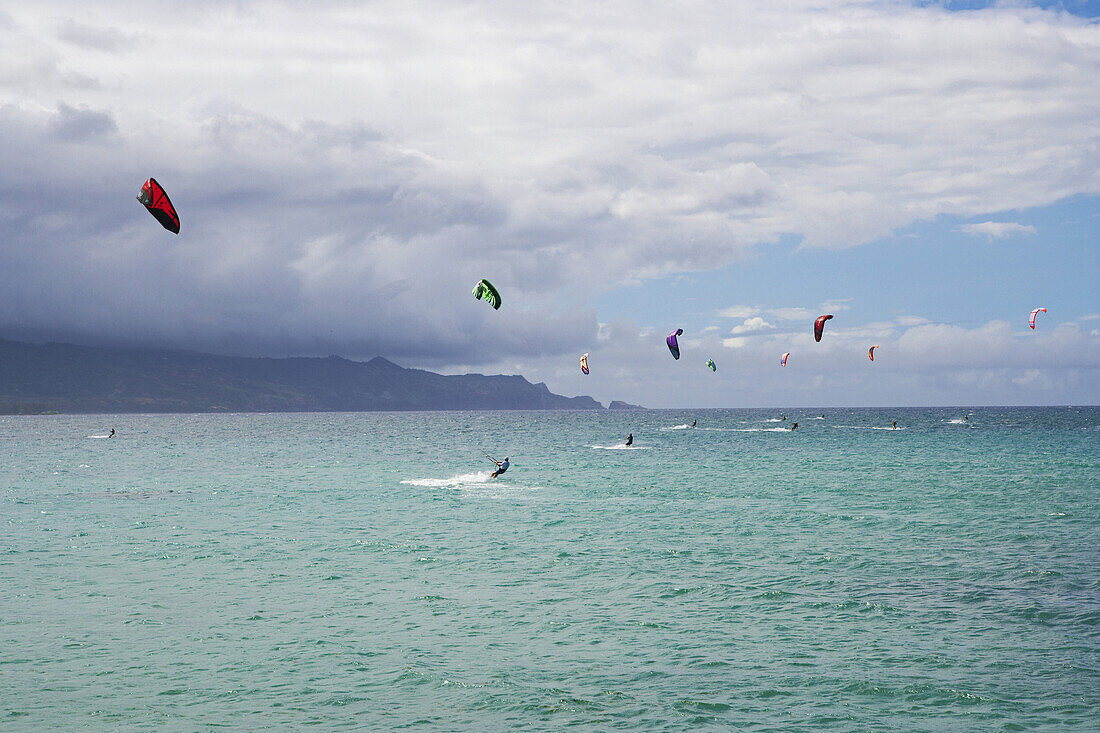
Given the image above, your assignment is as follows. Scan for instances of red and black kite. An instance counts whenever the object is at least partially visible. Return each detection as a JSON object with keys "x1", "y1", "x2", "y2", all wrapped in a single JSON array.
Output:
[
  {"x1": 813, "y1": 314, "x2": 833, "y2": 342},
  {"x1": 137, "y1": 178, "x2": 180, "y2": 233}
]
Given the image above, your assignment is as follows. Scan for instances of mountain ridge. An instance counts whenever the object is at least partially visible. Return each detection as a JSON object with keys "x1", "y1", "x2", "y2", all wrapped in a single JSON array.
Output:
[{"x1": 0, "y1": 339, "x2": 605, "y2": 414}]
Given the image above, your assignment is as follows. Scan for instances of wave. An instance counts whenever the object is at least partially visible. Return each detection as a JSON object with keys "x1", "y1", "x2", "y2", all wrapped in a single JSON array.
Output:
[
  {"x1": 591, "y1": 444, "x2": 649, "y2": 450},
  {"x1": 731, "y1": 427, "x2": 792, "y2": 433},
  {"x1": 763, "y1": 418, "x2": 786, "y2": 423},
  {"x1": 946, "y1": 418, "x2": 972, "y2": 425},
  {"x1": 661, "y1": 424, "x2": 691, "y2": 430},
  {"x1": 87, "y1": 435, "x2": 111, "y2": 439},
  {"x1": 401, "y1": 471, "x2": 492, "y2": 488},
  {"x1": 831, "y1": 425, "x2": 906, "y2": 431}
]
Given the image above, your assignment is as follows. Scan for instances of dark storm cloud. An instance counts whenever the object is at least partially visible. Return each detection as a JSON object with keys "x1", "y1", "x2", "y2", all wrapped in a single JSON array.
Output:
[
  {"x1": 48, "y1": 103, "x2": 117, "y2": 141},
  {"x1": 0, "y1": 102, "x2": 590, "y2": 364}
]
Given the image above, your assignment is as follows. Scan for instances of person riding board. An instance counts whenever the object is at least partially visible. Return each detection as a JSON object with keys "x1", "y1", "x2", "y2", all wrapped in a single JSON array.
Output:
[
  {"x1": 625, "y1": 433, "x2": 633, "y2": 446},
  {"x1": 790, "y1": 422, "x2": 798, "y2": 430},
  {"x1": 490, "y1": 457, "x2": 510, "y2": 479},
  {"x1": 691, "y1": 420, "x2": 696, "y2": 428},
  {"x1": 108, "y1": 429, "x2": 115, "y2": 438}
]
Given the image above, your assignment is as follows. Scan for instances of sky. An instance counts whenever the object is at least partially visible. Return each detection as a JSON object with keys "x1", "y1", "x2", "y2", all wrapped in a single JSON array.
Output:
[{"x1": 0, "y1": 0, "x2": 1097, "y2": 407}]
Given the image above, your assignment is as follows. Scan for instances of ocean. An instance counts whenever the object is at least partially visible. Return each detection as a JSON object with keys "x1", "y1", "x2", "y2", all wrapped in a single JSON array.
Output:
[{"x1": 2, "y1": 407, "x2": 1097, "y2": 731}]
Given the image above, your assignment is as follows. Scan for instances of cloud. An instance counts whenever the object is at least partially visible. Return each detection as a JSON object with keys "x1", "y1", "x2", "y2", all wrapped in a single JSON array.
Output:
[
  {"x1": 0, "y1": 102, "x2": 593, "y2": 364},
  {"x1": 48, "y1": 103, "x2": 116, "y2": 141},
  {"x1": 729, "y1": 317, "x2": 775, "y2": 334},
  {"x1": 0, "y1": 0, "x2": 1097, "y2": 374},
  {"x1": 828, "y1": 320, "x2": 900, "y2": 340},
  {"x1": 768, "y1": 307, "x2": 817, "y2": 322},
  {"x1": 56, "y1": 19, "x2": 136, "y2": 52},
  {"x1": 716, "y1": 305, "x2": 759, "y2": 319},
  {"x1": 508, "y1": 316, "x2": 1100, "y2": 408},
  {"x1": 960, "y1": 221, "x2": 1039, "y2": 239},
  {"x1": 818, "y1": 298, "x2": 853, "y2": 313}
]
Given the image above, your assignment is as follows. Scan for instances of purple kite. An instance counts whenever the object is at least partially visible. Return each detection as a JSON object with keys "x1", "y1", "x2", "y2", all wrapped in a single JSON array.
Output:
[{"x1": 666, "y1": 328, "x2": 683, "y2": 360}]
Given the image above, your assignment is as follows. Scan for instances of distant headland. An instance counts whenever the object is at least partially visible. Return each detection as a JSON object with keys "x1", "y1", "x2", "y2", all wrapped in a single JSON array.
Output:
[{"x1": 0, "y1": 339, "x2": 622, "y2": 414}]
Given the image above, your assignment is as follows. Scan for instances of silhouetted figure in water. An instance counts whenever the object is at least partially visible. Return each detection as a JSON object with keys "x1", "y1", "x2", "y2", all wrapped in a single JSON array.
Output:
[
  {"x1": 691, "y1": 420, "x2": 696, "y2": 428},
  {"x1": 780, "y1": 415, "x2": 787, "y2": 422},
  {"x1": 892, "y1": 421, "x2": 897, "y2": 430},
  {"x1": 108, "y1": 429, "x2": 115, "y2": 438},
  {"x1": 625, "y1": 433, "x2": 633, "y2": 446},
  {"x1": 790, "y1": 422, "x2": 798, "y2": 431}
]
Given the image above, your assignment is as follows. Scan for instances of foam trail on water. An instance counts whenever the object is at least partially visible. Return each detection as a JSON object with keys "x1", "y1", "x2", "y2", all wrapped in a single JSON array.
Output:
[
  {"x1": 591, "y1": 444, "x2": 649, "y2": 450},
  {"x1": 731, "y1": 428, "x2": 791, "y2": 433},
  {"x1": 401, "y1": 471, "x2": 492, "y2": 488},
  {"x1": 832, "y1": 425, "x2": 906, "y2": 431}
]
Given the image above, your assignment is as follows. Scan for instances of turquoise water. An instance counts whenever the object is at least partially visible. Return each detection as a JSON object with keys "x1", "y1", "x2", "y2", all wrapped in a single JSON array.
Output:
[{"x1": 2, "y1": 408, "x2": 1098, "y2": 731}]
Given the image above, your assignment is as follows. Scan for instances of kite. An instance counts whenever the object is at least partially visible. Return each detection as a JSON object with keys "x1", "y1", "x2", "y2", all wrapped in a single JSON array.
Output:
[
  {"x1": 780, "y1": 352, "x2": 789, "y2": 367},
  {"x1": 706, "y1": 359, "x2": 716, "y2": 372},
  {"x1": 814, "y1": 314, "x2": 833, "y2": 342},
  {"x1": 579, "y1": 353, "x2": 590, "y2": 375},
  {"x1": 1029, "y1": 308, "x2": 1046, "y2": 330},
  {"x1": 472, "y1": 279, "x2": 501, "y2": 310},
  {"x1": 868, "y1": 345, "x2": 879, "y2": 362},
  {"x1": 136, "y1": 178, "x2": 180, "y2": 233},
  {"x1": 666, "y1": 328, "x2": 683, "y2": 360}
]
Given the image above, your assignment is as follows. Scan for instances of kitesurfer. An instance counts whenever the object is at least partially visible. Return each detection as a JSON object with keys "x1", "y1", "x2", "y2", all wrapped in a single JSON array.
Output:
[
  {"x1": 490, "y1": 457, "x2": 510, "y2": 478},
  {"x1": 691, "y1": 420, "x2": 697, "y2": 428},
  {"x1": 780, "y1": 415, "x2": 787, "y2": 422},
  {"x1": 790, "y1": 422, "x2": 798, "y2": 431},
  {"x1": 625, "y1": 433, "x2": 633, "y2": 446},
  {"x1": 108, "y1": 429, "x2": 115, "y2": 438},
  {"x1": 892, "y1": 421, "x2": 897, "y2": 430}
]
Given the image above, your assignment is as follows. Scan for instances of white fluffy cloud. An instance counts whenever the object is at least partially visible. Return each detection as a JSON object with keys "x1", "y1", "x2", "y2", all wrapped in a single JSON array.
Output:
[
  {"x1": 716, "y1": 305, "x2": 760, "y2": 319},
  {"x1": 768, "y1": 307, "x2": 818, "y2": 322},
  {"x1": 766, "y1": 303, "x2": 850, "y2": 322},
  {"x1": 518, "y1": 316, "x2": 1100, "y2": 407},
  {"x1": 960, "y1": 221, "x2": 1039, "y2": 239},
  {"x1": 730, "y1": 317, "x2": 775, "y2": 334},
  {"x1": 0, "y1": 1, "x2": 1097, "y2": 379}
]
